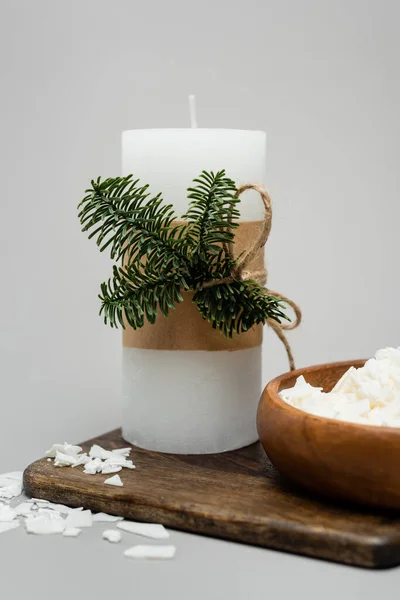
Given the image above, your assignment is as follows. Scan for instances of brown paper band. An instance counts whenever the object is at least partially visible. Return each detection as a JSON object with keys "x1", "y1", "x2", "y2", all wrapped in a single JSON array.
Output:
[{"x1": 123, "y1": 221, "x2": 265, "y2": 351}]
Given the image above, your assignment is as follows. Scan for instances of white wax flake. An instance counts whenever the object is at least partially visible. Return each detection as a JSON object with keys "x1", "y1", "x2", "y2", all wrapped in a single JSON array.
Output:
[
  {"x1": 0, "y1": 471, "x2": 23, "y2": 499},
  {"x1": 44, "y1": 442, "x2": 134, "y2": 479},
  {"x1": 0, "y1": 505, "x2": 17, "y2": 522},
  {"x1": 54, "y1": 451, "x2": 77, "y2": 467},
  {"x1": 42, "y1": 502, "x2": 75, "y2": 514},
  {"x1": 112, "y1": 448, "x2": 131, "y2": 457},
  {"x1": 64, "y1": 509, "x2": 92, "y2": 529},
  {"x1": 25, "y1": 515, "x2": 66, "y2": 535},
  {"x1": 0, "y1": 484, "x2": 22, "y2": 500},
  {"x1": 84, "y1": 458, "x2": 103, "y2": 475},
  {"x1": 15, "y1": 502, "x2": 33, "y2": 517},
  {"x1": 63, "y1": 527, "x2": 82, "y2": 537},
  {"x1": 89, "y1": 444, "x2": 115, "y2": 460},
  {"x1": 36, "y1": 501, "x2": 52, "y2": 509},
  {"x1": 102, "y1": 529, "x2": 122, "y2": 543},
  {"x1": 92, "y1": 512, "x2": 123, "y2": 523},
  {"x1": 101, "y1": 464, "x2": 122, "y2": 475},
  {"x1": 280, "y1": 346, "x2": 400, "y2": 426},
  {"x1": 45, "y1": 443, "x2": 82, "y2": 458},
  {"x1": 0, "y1": 521, "x2": 20, "y2": 534},
  {"x1": 117, "y1": 521, "x2": 169, "y2": 539},
  {"x1": 124, "y1": 545, "x2": 176, "y2": 560},
  {"x1": 103, "y1": 456, "x2": 135, "y2": 469},
  {"x1": 71, "y1": 454, "x2": 91, "y2": 468},
  {"x1": 89, "y1": 445, "x2": 132, "y2": 459},
  {"x1": 331, "y1": 367, "x2": 357, "y2": 394},
  {"x1": 104, "y1": 474, "x2": 123, "y2": 487}
]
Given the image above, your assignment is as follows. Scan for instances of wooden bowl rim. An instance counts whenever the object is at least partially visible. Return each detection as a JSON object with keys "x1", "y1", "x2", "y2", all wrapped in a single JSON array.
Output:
[{"x1": 263, "y1": 358, "x2": 400, "y2": 438}]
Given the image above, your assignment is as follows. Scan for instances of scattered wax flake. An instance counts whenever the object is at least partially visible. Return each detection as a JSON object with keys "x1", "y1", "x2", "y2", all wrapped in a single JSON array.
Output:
[
  {"x1": 103, "y1": 456, "x2": 135, "y2": 469},
  {"x1": 15, "y1": 502, "x2": 33, "y2": 516},
  {"x1": 45, "y1": 443, "x2": 82, "y2": 458},
  {"x1": 104, "y1": 474, "x2": 123, "y2": 487},
  {"x1": 28, "y1": 498, "x2": 49, "y2": 504},
  {"x1": 89, "y1": 445, "x2": 115, "y2": 460},
  {"x1": 37, "y1": 508, "x2": 68, "y2": 520},
  {"x1": 63, "y1": 527, "x2": 82, "y2": 537},
  {"x1": 117, "y1": 521, "x2": 169, "y2": 540},
  {"x1": 101, "y1": 464, "x2": 122, "y2": 475},
  {"x1": 84, "y1": 458, "x2": 103, "y2": 475},
  {"x1": 0, "y1": 505, "x2": 17, "y2": 522},
  {"x1": 54, "y1": 451, "x2": 77, "y2": 467},
  {"x1": 64, "y1": 509, "x2": 92, "y2": 529},
  {"x1": 112, "y1": 448, "x2": 131, "y2": 457},
  {"x1": 0, "y1": 472, "x2": 23, "y2": 499},
  {"x1": 25, "y1": 515, "x2": 66, "y2": 535},
  {"x1": 124, "y1": 545, "x2": 176, "y2": 560},
  {"x1": 0, "y1": 521, "x2": 20, "y2": 534},
  {"x1": 0, "y1": 485, "x2": 21, "y2": 500},
  {"x1": 36, "y1": 501, "x2": 52, "y2": 509},
  {"x1": 122, "y1": 461, "x2": 135, "y2": 470},
  {"x1": 71, "y1": 454, "x2": 91, "y2": 468},
  {"x1": 47, "y1": 458, "x2": 52, "y2": 462},
  {"x1": 102, "y1": 529, "x2": 122, "y2": 543},
  {"x1": 92, "y1": 512, "x2": 123, "y2": 522},
  {"x1": 43, "y1": 502, "x2": 74, "y2": 514},
  {"x1": 89, "y1": 445, "x2": 132, "y2": 460}
]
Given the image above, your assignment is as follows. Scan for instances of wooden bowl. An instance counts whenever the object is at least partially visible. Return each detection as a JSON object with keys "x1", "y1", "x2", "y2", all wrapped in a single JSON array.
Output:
[{"x1": 257, "y1": 360, "x2": 400, "y2": 510}]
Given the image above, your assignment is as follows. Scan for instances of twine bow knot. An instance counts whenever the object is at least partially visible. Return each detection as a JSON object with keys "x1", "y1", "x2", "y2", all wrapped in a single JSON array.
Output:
[{"x1": 202, "y1": 184, "x2": 301, "y2": 371}]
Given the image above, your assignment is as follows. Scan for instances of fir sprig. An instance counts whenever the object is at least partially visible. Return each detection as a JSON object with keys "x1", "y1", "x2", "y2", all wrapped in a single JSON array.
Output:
[
  {"x1": 183, "y1": 170, "x2": 240, "y2": 259},
  {"x1": 78, "y1": 175, "x2": 190, "y2": 269},
  {"x1": 194, "y1": 281, "x2": 287, "y2": 337},
  {"x1": 78, "y1": 170, "x2": 289, "y2": 335}
]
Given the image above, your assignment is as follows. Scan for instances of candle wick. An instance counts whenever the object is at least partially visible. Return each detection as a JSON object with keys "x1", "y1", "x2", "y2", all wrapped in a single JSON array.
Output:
[{"x1": 189, "y1": 94, "x2": 198, "y2": 128}]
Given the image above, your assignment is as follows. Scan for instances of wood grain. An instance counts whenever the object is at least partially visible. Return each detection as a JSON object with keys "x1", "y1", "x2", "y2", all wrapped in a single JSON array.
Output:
[
  {"x1": 23, "y1": 427, "x2": 400, "y2": 568},
  {"x1": 258, "y1": 360, "x2": 400, "y2": 511}
]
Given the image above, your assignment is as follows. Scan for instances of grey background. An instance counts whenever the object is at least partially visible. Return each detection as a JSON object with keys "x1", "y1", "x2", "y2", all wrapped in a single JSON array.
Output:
[{"x1": 1, "y1": 0, "x2": 399, "y2": 597}]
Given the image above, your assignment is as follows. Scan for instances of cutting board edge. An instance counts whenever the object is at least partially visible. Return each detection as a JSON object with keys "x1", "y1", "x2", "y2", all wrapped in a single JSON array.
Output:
[{"x1": 23, "y1": 457, "x2": 400, "y2": 570}]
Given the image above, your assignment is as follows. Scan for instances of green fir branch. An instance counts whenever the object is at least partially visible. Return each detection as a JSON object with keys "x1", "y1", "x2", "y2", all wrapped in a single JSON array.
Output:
[
  {"x1": 194, "y1": 280, "x2": 288, "y2": 337},
  {"x1": 182, "y1": 170, "x2": 240, "y2": 259},
  {"x1": 78, "y1": 176, "x2": 190, "y2": 269},
  {"x1": 99, "y1": 259, "x2": 189, "y2": 330},
  {"x1": 78, "y1": 170, "x2": 289, "y2": 335}
]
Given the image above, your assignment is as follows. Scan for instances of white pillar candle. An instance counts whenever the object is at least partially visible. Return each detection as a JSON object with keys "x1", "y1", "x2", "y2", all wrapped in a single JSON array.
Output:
[
  {"x1": 121, "y1": 128, "x2": 266, "y2": 454},
  {"x1": 122, "y1": 129, "x2": 266, "y2": 220}
]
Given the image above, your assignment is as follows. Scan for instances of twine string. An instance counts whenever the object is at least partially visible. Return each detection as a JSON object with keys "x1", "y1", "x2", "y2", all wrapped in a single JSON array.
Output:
[{"x1": 202, "y1": 184, "x2": 301, "y2": 371}]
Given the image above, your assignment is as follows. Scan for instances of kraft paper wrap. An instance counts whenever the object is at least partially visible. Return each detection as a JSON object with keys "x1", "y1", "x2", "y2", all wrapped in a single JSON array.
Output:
[{"x1": 123, "y1": 221, "x2": 264, "y2": 351}]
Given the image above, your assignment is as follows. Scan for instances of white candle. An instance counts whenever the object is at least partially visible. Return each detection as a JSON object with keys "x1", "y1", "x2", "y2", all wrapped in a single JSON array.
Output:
[
  {"x1": 121, "y1": 125, "x2": 267, "y2": 454},
  {"x1": 122, "y1": 129, "x2": 266, "y2": 219}
]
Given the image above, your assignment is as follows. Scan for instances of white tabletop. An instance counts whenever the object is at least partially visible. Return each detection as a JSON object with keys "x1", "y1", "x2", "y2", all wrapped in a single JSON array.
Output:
[{"x1": 1, "y1": 491, "x2": 399, "y2": 600}]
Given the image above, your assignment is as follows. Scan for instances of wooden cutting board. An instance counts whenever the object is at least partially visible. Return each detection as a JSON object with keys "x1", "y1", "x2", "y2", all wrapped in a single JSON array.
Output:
[{"x1": 23, "y1": 428, "x2": 400, "y2": 569}]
